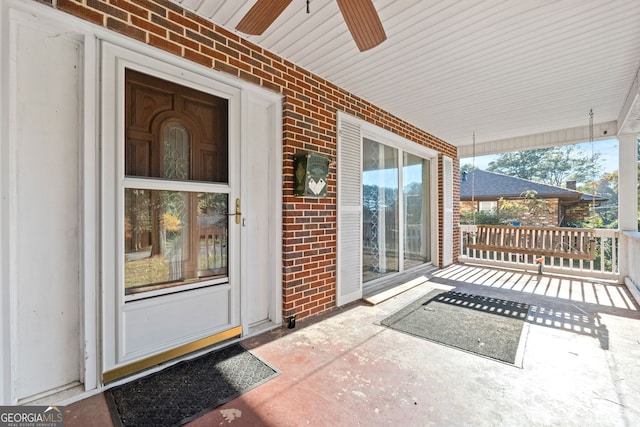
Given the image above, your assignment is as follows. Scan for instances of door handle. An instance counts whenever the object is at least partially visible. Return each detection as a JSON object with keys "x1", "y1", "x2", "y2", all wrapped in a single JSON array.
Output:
[{"x1": 226, "y1": 198, "x2": 241, "y2": 224}]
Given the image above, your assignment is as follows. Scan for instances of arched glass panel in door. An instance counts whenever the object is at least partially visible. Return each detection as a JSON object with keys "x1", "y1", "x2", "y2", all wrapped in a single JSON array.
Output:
[{"x1": 163, "y1": 122, "x2": 190, "y2": 180}]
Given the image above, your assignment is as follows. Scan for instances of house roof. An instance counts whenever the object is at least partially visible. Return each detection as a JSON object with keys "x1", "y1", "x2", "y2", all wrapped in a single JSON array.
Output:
[
  {"x1": 172, "y1": 1, "x2": 640, "y2": 149},
  {"x1": 460, "y1": 169, "x2": 608, "y2": 202}
]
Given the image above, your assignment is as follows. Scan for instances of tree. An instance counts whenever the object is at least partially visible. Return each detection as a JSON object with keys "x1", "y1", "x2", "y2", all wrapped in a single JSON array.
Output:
[
  {"x1": 486, "y1": 149, "x2": 549, "y2": 181},
  {"x1": 487, "y1": 145, "x2": 603, "y2": 187},
  {"x1": 589, "y1": 172, "x2": 618, "y2": 229}
]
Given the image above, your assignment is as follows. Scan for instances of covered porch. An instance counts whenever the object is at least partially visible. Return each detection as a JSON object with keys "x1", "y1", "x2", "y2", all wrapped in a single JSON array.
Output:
[
  {"x1": 65, "y1": 264, "x2": 640, "y2": 426},
  {"x1": 1, "y1": 0, "x2": 639, "y2": 414}
]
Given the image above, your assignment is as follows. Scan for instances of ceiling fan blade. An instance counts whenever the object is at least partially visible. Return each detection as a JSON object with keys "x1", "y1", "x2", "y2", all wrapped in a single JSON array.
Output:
[
  {"x1": 336, "y1": 0, "x2": 387, "y2": 51},
  {"x1": 236, "y1": 0, "x2": 293, "y2": 35}
]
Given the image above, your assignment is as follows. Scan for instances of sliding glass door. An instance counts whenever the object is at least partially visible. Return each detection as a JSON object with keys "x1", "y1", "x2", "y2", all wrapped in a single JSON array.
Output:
[
  {"x1": 362, "y1": 139, "x2": 431, "y2": 284},
  {"x1": 362, "y1": 139, "x2": 399, "y2": 282},
  {"x1": 403, "y1": 153, "x2": 430, "y2": 269}
]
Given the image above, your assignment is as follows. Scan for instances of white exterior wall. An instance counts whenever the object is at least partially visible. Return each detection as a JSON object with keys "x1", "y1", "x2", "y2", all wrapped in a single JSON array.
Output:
[
  {"x1": 0, "y1": 6, "x2": 87, "y2": 404},
  {"x1": 13, "y1": 21, "x2": 82, "y2": 402}
]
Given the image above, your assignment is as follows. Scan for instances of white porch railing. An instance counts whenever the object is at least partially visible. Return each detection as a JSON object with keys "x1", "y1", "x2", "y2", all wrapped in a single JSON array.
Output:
[
  {"x1": 623, "y1": 231, "x2": 640, "y2": 301},
  {"x1": 459, "y1": 224, "x2": 620, "y2": 282}
]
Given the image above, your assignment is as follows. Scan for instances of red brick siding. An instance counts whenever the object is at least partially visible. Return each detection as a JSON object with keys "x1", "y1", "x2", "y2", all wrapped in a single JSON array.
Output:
[
  {"x1": 47, "y1": 0, "x2": 459, "y2": 321},
  {"x1": 564, "y1": 203, "x2": 592, "y2": 224},
  {"x1": 460, "y1": 199, "x2": 560, "y2": 227},
  {"x1": 452, "y1": 163, "x2": 461, "y2": 262}
]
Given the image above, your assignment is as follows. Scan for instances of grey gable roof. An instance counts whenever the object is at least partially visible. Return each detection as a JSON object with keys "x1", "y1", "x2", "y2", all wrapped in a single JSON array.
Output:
[{"x1": 460, "y1": 169, "x2": 606, "y2": 202}]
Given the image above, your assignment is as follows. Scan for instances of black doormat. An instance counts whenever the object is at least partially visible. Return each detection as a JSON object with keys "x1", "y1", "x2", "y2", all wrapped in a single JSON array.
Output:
[
  {"x1": 380, "y1": 290, "x2": 530, "y2": 366},
  {"x1": 105, "y1": 344, "x2": 278, "y2": 427}
]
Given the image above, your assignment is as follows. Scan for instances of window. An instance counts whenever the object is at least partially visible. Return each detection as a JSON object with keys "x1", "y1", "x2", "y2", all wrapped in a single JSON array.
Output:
[
  {"x1": 479, "y1": 201, "x2": 497, "y2": 212},
  {"x1": 124, "y1": 69, "x2": 229, "y2": 296}
]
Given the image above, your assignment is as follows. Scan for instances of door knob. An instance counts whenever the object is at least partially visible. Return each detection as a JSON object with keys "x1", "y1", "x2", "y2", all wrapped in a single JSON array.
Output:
[{"x1": 226, "y1": 198, "x2": 241, "y2": 224}]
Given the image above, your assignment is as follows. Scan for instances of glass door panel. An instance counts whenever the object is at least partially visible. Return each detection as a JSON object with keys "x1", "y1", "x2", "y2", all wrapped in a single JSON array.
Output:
[
  {"x1": 403, "y1": 153, "x2": 430, "y2": 269},
  {"x1": 362, "y1": 138, "x2": 399, "y2": 282},
  {"x1": 124, "y1": 189, "x2": 228, "y2": 296}
]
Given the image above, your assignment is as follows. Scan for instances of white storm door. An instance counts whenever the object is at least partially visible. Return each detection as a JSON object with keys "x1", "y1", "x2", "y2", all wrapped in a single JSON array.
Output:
[{"x1": 101, "y1": 43, "x2": 242, "y2": 382}]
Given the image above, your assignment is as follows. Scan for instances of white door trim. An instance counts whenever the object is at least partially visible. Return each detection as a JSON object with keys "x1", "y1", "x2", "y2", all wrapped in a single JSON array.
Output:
[{"x1": 240, "y1": 89, "x2": 283, "y2": 335}]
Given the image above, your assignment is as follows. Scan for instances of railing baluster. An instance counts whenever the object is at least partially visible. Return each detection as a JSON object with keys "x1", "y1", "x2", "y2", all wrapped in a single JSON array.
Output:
[
  {"x1": 611, "y1": 233, "x2": 618, "y2": 274},
  {"x1": 459, "y1": 225, "x2": 619, "y2": 281}
]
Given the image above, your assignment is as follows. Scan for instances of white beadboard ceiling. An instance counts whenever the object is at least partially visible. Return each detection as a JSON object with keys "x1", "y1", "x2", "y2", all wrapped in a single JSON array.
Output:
[{"x1": 171, "y1": 0, "x2": 640, "y2": 149}]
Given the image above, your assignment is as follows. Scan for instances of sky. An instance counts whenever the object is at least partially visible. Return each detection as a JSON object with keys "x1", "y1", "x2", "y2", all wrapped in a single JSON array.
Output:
[
  {"x1": 460, "y1": 138, "x2": 620, "y2": 174},
  {"x1": 363, "y1": 138, "x2": 622, "y2": 187}
]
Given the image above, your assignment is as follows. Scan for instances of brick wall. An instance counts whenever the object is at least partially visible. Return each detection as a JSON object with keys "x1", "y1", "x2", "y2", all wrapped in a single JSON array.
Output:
[
  {"x1": 564, "y1": 203, "x2": 592, "y2": 224},
  {"x1": 516, "y1": 199, "x2": 558, "y2": 226},
  {"x1": 460, "y1": 199, "x2": 559, "y2": 226},
  {"x1": 46, "y1": 0, "x2": 458, "y2": 320}
]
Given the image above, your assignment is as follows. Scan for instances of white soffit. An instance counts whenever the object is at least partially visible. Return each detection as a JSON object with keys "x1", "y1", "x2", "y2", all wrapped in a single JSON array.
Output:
[{"x1": 172, "y1": 0, "x2": 640, "y2": 148}]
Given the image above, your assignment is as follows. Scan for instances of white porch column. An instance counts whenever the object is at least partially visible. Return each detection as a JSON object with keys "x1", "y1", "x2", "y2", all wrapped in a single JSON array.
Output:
[{"x1": 617, "y1": 132, "x2": 639, "y2": 280}]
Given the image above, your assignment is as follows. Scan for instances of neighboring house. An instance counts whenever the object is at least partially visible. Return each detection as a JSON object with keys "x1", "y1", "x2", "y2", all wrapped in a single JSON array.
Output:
[{"x1": 460, "y1": 170, "x2": 607, "y2": 226}]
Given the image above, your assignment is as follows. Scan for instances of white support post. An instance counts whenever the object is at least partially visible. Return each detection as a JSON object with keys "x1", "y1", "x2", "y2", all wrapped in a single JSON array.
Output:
[{"x1": 617, "y1": 132, "x2": 639, "y2": 280}]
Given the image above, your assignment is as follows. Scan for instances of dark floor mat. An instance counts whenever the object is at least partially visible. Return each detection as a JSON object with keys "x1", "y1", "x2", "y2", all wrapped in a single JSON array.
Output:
[
  {"x1": 105, "y1": 343, "x2": 278, "y2": 427},
  {"x1": 381, "y1": 290, "x2": 530, "y2": 365}
]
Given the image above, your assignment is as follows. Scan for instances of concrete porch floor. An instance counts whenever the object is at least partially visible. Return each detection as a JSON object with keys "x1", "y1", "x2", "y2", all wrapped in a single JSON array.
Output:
[{"x1": 65, "y1": 264, "x2": 640, "y2": 426}]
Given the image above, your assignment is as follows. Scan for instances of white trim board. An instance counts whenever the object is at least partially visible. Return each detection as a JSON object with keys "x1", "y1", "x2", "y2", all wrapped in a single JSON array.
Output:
[{"x1": 363, "y1": 276, "x2": 430, "y2": 305}]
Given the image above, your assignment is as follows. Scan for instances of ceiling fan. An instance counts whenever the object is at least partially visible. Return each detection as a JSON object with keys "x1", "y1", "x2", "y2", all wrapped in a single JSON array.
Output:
[{"x1": 235, "y1": 0, "x2": 387, "y2": 52}]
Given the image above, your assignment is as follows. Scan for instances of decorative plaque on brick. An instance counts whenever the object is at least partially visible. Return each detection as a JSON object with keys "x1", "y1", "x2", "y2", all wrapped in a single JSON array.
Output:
[{"x1": 293, "y1": 153, "x2": 329, "y2": 197}]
